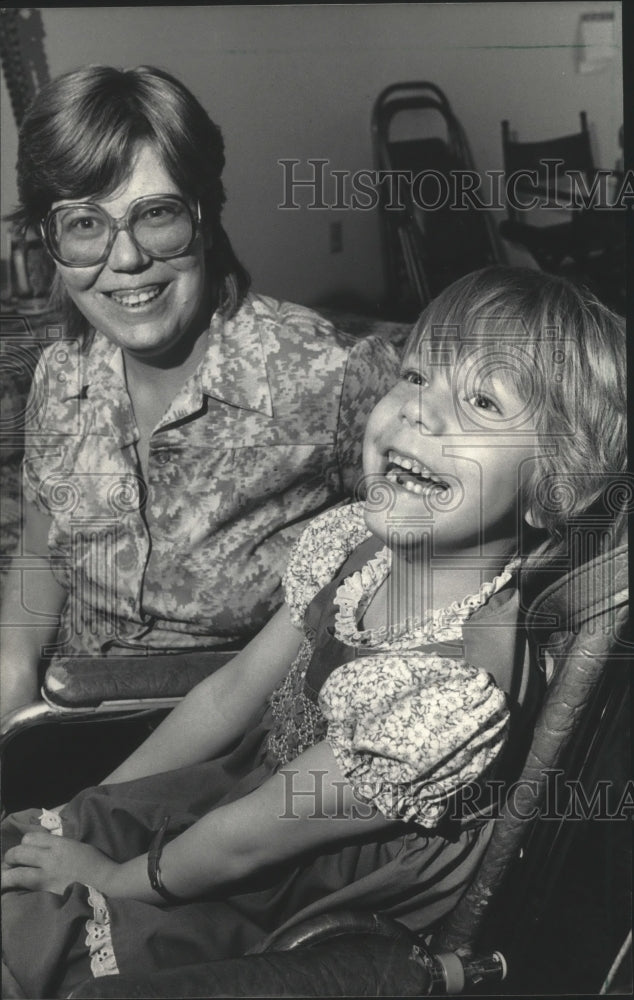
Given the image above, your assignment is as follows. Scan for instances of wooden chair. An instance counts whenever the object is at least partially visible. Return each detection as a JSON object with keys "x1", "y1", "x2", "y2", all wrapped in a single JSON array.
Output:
[{"x1": 498, "y1": 113, "x2": 617, "y2": 275}]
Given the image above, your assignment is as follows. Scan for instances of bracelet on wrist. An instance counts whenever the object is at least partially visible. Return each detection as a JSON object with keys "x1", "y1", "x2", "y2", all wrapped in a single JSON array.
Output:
[{"x1": 147, "y1": 815, "x2": 185, "y2": 905}]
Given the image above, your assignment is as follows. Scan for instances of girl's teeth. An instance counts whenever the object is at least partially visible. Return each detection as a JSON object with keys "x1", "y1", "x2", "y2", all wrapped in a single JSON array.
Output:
[
  {"x1": 389, "y1": 450, "x2": 429, "y2": 478},
  {"x1": 386, "y1": 467, "x2": 444, "y2": 496},
  {"x1": 402, "y1": 477, "x2": 428, "y2": 496},
  {"x1": 385, "y1": 450, "x2": 451, "y2": 496},
  {"x1": 110, "y1": 286, "x2": 163, "y2": 307}
]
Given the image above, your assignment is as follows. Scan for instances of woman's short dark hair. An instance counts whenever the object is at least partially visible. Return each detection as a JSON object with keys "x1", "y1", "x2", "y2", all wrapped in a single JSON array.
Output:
[{"x1": 11, "y1": 64, "x2": 250, "y2": 322}]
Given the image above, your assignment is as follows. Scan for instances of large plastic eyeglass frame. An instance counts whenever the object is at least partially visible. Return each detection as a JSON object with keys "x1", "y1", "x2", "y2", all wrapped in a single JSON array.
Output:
[{"x1": 40, "y1": 194, "x2": 202, "y2": 267}]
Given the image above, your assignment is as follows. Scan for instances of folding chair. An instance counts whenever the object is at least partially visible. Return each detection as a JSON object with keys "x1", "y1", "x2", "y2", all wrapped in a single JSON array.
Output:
[
  {"x1": 498, "y1": 113, "x2": 621, "y2": 278},
  {"x1": 371, "y1": 82, "x2": 505, "y2": 318}
]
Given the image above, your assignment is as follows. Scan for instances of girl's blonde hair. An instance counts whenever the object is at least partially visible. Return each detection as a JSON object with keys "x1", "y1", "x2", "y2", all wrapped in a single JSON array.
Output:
[{"x1": 406, "y1": 267, "x2": 627, "y2": 558}]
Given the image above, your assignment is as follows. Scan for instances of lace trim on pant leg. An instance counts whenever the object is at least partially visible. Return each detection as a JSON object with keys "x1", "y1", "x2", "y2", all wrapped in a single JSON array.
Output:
[
  {"x1": 85, "y1": 887, "x2": 120, "y2": 978},
  {"x1": 37, "y1": 807, "x2": 119, "y2": 977}
]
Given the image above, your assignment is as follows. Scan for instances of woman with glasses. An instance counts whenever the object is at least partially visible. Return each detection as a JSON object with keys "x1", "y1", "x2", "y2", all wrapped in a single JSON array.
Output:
[{"x1": 0, "y1": 65, "x2": 397, "y2": 720}]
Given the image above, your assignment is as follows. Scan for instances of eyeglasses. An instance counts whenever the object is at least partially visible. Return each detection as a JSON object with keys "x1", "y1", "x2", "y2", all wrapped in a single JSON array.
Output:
[{"x1": 41, "y1": 194, "x2": 201, "y2": 267}]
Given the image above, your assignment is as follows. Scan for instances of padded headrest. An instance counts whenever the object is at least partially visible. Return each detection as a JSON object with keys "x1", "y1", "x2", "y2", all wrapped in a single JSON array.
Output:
[{"x1": 524, "y1": 542, "x2": 628, "y2": 637}]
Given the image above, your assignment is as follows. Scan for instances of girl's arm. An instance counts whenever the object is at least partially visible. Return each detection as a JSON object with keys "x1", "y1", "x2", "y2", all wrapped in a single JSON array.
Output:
[
  {"x1": 3, "y1": 740, "x2": 393, "y2": 899},
  {"x1": 132, "y1": 741, "x2": 392, "y2": 901},
  {"x1": 0, "y1": 503, "x2": 65, "y2": 725},
  {"x1": 101, "y1": 603, "x2": 304, "y2": 785}
]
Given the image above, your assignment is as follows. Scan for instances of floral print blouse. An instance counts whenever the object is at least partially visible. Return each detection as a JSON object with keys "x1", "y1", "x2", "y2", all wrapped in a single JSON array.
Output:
[
  {"x1": 21, "y1": 294, "x2": 398, "y2": 658},
  {"x1": 268, "y1": 503, "x2": 512, "y2": 828}
]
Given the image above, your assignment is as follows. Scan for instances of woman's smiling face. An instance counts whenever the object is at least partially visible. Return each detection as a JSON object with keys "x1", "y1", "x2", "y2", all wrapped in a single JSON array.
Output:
[
  {"x1": 362, "y1": 336, "x2": 541, "y2": 560},
  {"x1": 51, "y1": 143, "x2": 212, "y2": 362}
]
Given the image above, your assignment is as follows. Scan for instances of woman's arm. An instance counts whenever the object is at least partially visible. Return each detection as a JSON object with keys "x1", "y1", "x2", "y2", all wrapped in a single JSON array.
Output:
[
  {"x1": 101, "y1": 603, "x2": 304, "y2": 785},
  {"x1": 2, "y1": 740, "x2": 393, "y2": 900},
  {"x1": 0, "y1": 502, "x2": 65, "y2": 725}
]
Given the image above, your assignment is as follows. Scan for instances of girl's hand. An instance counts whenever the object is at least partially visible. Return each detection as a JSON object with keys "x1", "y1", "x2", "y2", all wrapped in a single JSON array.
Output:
[{"x1": 2, "y1": 830, "x2": 118, "y2": 896}]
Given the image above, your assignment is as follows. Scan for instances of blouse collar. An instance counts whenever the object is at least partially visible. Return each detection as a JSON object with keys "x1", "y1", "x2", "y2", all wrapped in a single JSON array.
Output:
[
  {"x1": 333, "y1": 545, "x2": 520, "y2": 649},
  {"x1": 59, "y1": 292, "x2": 275, "y2": 420}
]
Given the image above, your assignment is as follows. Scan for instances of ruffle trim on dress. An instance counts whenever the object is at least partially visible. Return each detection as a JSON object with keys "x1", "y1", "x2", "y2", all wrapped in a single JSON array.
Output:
[
  {"x1": 282, "y1": 503, "x2": 371, "y2": 627},
  {"x1": 334, "y1": 553, "x2": 521, "y2": 649},
  {"x1": 325, "y1": 732, "x2": 446, "y2": 826},
  {"x1": 85, "y1": 886, "x2": 120, "y2": 978}
]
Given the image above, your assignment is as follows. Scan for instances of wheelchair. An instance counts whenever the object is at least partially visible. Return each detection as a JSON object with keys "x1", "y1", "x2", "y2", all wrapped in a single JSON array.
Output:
[{"x1": 2, "y1": 519, "x2": 629, "y2": 997}]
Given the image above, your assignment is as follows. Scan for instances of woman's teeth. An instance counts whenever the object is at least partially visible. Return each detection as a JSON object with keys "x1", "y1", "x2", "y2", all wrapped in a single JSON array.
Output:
[
  {"x1": 386, "y1": 450, "x2": 449, "y2": 495},
  {"x1": 108, "y1": 285, "x2": 164, "y2": 308}
]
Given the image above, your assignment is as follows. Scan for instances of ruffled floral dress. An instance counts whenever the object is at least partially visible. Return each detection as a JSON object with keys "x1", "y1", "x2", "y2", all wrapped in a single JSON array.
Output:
[{"x1": 1, "y1": 504, "x2": 540, "y2": 999}]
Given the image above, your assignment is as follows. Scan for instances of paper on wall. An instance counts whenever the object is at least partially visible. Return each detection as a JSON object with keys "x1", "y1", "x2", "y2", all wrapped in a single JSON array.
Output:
[{"x1": 577, "y1": 10, "x2": 616, "y2": 74}]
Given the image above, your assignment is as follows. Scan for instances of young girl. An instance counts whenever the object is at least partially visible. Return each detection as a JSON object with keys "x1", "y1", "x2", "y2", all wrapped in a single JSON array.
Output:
[{"x1": 2, "y1": 268, "x2": 626, "y2": 998}]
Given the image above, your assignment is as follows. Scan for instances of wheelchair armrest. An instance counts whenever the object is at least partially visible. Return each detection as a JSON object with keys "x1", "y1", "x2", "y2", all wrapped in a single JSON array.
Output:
[{"x1": 43, "y1": 651, "x2": 237, "y2": 709}]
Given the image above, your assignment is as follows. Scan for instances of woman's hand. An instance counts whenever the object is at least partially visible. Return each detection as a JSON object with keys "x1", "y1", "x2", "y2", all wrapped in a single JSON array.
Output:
[{"x1": 2, "y1": 830, "x2": 119, "y2": 896}]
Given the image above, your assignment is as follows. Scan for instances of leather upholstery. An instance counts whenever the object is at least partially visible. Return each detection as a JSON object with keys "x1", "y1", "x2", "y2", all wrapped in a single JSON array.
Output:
[
  {"x1": 67, "y1": 934, "x2": 428, "y2": 998},
  {"x1": 44, "y1": 651, "x2": 235, "y2": 707},
  {"x1": 432, "y1": 542, "x2": 629, "y2": 955}
]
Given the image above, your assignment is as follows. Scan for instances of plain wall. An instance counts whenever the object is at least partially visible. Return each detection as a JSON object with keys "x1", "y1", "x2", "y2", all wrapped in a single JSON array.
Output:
[{"x1": 0, "y1": 2, "x2": 623, "y2": 309}]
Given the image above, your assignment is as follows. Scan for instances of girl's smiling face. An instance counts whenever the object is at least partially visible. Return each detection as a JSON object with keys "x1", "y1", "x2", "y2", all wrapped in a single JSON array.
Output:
[
  {"x1": 363, "y1": 337, "x2": 541, "y2": 560},
  {"x1": 51, "y1": 143, "x2": 212, "y2": 362}
]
